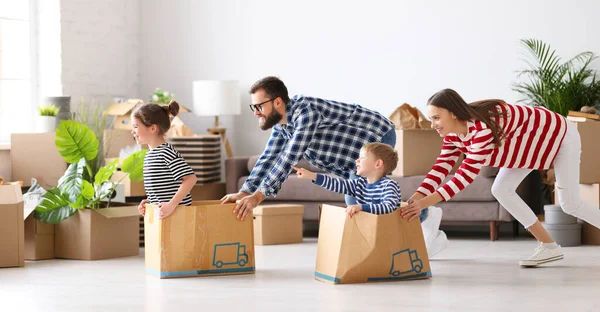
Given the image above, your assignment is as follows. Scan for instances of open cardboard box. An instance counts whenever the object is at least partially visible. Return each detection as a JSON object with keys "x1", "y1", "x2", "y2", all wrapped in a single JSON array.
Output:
[{"x1": 0, "y1": 183, "x2": 24, "y2": 268}]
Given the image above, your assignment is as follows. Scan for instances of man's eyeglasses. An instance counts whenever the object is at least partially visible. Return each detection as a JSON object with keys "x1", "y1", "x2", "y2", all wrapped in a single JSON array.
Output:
[{"x1": 249, "y1": 98, "x2": 276, "y2": 112}]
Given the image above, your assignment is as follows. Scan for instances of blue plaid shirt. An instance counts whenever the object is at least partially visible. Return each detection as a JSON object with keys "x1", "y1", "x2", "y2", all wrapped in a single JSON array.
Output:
[{"x1": 241, "y1": 95, "x2": 394, "y2": 197}]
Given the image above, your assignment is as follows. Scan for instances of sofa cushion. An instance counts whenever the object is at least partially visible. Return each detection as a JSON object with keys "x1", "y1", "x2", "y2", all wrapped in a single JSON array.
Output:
[
  {"x1": 480, "y1": 166, "x2": 499, "y2": 177},
  {"x1": 392, "y1": 175, "x2": 496, "y2": 202},
  {"x1": 247, "y1": 156, "x2": 325, "y2": 174}
]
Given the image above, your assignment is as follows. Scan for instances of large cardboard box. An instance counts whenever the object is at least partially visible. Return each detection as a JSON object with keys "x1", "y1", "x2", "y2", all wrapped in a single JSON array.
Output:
[
  {"x1": 23, "y1": 191, "x2": 55, "y2": 260},
  {"x1": 145, "y1": 200, "x2": 255, "y2": 279},
  {"x1": 0, "y1": 184, "x2": 25, "y2": 268},
  {"x1": 315, "y1": 204, "x2": 431, "y2": 284},
  {"x1": 110, "y1": 171, "x2": 145, "y2": 197},
  {"x1": 254, "y1": 204, "x2": 304, "y2": 245},
  {"x1": 580, "y1": 184, "x2": 600, "y2": 245},
  {"x1": 189, "y1": 182, "x2": 226, "y2": 200},
  {"x1": 55, "y1": 206, "x2": 140, "y2": 260},
  {"x1": 572, "y1": 119, "x2": 600, "y2": 184},
  {"x1": 392, "y1": 129, "x2": 443, "y2": 177},
  {"x1": 11, "y1": 133, "x2": 67, "y2": 187}
]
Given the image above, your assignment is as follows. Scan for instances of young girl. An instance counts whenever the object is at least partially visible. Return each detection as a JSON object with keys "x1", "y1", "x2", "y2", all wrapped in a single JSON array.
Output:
[
  {"x1": 132, "y1": 101, "x2": 197, "y2": 219},
  {"x1": 402, "y1": 88, "x2": 600, "y2": 267}
]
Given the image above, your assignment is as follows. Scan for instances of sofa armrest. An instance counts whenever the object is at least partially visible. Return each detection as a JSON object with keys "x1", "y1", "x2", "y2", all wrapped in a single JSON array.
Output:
[{"x1": 226, "y1": 156, "x2": 251, "y2": 194}]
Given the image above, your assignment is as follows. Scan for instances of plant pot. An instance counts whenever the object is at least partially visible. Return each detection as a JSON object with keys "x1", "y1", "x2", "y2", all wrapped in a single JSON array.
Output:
[
  {"x1": 36, "y1": 116, "x2": 57, "y2": 133},
  {"x1": 544, "y1": 204, "x2": 577, "y2": 225}
]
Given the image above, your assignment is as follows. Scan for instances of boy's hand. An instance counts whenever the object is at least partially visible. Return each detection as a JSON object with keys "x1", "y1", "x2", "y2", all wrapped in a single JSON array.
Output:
[
  {"x1": 346, "y1": 205, "x2": 362, "y2": 218},
  {"x1": 157, "y1": 201, "x2": 177, "y2": 219},
  {"x1": 138, "y1": 199, "x2": 149, "y2": 216},
  {"x1": 292, "y1": 166, "x2": 317, "y2": 180}
]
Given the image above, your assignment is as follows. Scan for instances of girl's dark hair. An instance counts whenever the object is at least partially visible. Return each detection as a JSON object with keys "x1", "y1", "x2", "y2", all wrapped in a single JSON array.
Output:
[
  {"x1": 427, "y1": 89, "x2": 505, "y2": 146},
  {"x1": 131, "y1": 100, "x2": 180, "y2": 135}
]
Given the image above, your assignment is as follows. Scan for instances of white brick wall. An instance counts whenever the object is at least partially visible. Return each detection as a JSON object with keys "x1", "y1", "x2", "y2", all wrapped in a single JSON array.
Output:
[{"x1": 60, "y1": 0, "x2": 140, "y2": 107}]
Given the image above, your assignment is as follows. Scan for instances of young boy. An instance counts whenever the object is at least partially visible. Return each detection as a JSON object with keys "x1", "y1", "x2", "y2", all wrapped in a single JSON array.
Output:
[{"x1": 293, "y1": 142, "x2": 448, "y2": 257}]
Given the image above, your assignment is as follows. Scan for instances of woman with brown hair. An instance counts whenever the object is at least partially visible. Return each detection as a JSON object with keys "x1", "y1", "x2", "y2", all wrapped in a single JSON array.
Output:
[{"x1": 402, "y1": 88, "x2": 600, "y2": 267}]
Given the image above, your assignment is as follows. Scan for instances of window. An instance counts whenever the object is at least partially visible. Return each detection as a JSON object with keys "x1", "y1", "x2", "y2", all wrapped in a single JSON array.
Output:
[{"x1": 0, "y1": 0, "x2": 36, "y2": 143}]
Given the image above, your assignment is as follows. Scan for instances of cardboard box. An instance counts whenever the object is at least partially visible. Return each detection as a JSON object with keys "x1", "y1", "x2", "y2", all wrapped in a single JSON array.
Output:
[
  {"x1": 392, "y1": 129, "x2": 443, "y2": 177},
  {"x1": 0, "y1": 184, "x2": 25, "y2": 268},
  {"x1": 572, "y1": 119, "x2": 600, "y2": 184},
  {"x1": 11, "y1": 133, "x2": 67, "y2": 187},
  {"x1": 104, "y1": 99, "x2": 189, "y2": 130},
  {"x1": 144, "y1": 200, "x2": 255, "y2": 279},
  {"x1": 580, "y1": 184, "x2": 600, "y2": 245},
  {"x1": 103, "y1": 128, "x2": 137, "y2": 159},
  {"x1": 55, "y1": 206, "x2": 140, "y2": 260},
  {"x1": 110, "y1": 171, "x2": 145, "y2": 197},
  {"x1": 315, "y1": 204, "x2": 431, "y2": 284},
  {"x1": 190, "y1": 182, "x2": 226, "y2": 201},
  {"x1": 254, "y1": 204, "x2": 304, "y2": 245},
  {"x1": 23, "y1": 191, "x2": 55, "y2": 260}
]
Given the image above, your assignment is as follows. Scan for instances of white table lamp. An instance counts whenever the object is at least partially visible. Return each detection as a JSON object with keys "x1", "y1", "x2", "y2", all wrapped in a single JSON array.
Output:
[{"x1": 192, "y1": 80, "x2": 241, "y2": 157}]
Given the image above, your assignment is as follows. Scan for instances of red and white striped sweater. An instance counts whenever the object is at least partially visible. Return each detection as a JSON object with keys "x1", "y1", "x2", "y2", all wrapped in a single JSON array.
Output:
[{"x1": 417, "y1": 103, "x2": 568, "y2": 202}]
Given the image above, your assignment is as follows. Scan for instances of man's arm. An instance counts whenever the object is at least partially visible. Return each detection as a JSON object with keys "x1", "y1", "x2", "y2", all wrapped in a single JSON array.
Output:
[{"x1": 240, "y1": 128, "x2": 287, "y2": 195}]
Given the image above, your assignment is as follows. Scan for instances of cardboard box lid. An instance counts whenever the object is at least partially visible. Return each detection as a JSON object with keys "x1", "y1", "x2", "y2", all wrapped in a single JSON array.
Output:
[
  {"x1": 94, "y1": 206, "x2": 140, "y2": 218},
  {"x1": 104, "y1": 99, "x2": 190, "y2": 117},
  {"x1": 0, "y1": 184, "x2": 23, "y2": 204},
  {"x1": 254, "y1": 204, "x2": 304, "y2": 216}
]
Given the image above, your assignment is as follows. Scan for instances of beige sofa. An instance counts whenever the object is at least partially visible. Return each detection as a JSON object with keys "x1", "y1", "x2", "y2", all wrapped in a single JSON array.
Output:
[{"x1": 226, "y1": 156, "x2": 517, "y2": 240}]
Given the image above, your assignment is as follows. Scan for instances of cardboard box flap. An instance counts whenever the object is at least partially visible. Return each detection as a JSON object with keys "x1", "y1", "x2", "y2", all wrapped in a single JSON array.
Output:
[
  {"x1": 191, "y1": 200, "x2": 223, "y2": 206},
  {"x1": 104, "y1": 101, "x2": 140, "y2": 116},
  {"x1": 0, "y1": 184, "x2": 23, "y2": 204},
  {"x1": 94, "y1": 206, "x2": 140, "y2": 218},
  {"x1": 254, "y1": 204, "x2": 304, "y2": 216}
]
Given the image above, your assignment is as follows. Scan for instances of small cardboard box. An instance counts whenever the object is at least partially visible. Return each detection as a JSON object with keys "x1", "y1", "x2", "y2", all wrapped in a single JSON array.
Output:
[
  {"x1": 104, "y1": 99, "x2": 190, "y2": 130},
  {"x1": 23, "y1": 191, "x2": 55, "y2": 260},
  {"x1": 580, "y1": 184, "x2": 600, "y2": 245},
  {"x1": 55, "y1": 206, "x2": 140, "y2": 260},
  {"x1": 392, "y1": 129, "x2": 443, "y2": 177},
  {"x1": 0, "y1": 184, "x2": 25, "y2": 268},
  {"x1": 11, "y1": 133, "x2": 67, "y2": 187},
  {"x1": 103, "y1": 128, "x2": 137, "y2": 159},
  {"x1": 315, "y1": 204, "x2": 431, "y2": 284},
  {"x1": 110, "y1": 171, "x2": 145, "y2": 197},
  {"x1": 189, "y1": 182, "x2": 226, "y2": 201},
  {"x1": 144, "y1": 200, "x2": 255, "y2": 279},
  {"x1": 254, "y1": 204, "x2": 304, "y2": 245},
  {"x1": 572, "y1": 119, "x2": 600, "y2": 184}
]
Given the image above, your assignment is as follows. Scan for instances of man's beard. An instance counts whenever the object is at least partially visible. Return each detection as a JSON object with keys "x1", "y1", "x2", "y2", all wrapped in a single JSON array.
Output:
[{"x1": 259, "y1": 109, "x2": 283, "y2": 130}]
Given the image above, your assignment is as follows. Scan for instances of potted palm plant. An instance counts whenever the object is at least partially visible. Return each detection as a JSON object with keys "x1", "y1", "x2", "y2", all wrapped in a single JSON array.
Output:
[
  {"x1": 34, "y1": 120, "x2": 147, "y2": 260},
  {"x1": 36, "y1": 104, "x2": 60, "y2": 133}
]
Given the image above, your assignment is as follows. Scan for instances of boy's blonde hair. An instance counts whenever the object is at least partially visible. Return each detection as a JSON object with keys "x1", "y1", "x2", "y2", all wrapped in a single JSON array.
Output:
[{"x1": 362, "y1": 142, "x2": 398, "y2": 175}]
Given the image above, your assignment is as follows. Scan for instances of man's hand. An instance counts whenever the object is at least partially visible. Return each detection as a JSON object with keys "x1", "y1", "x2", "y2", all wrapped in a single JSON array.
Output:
[
  {"x1": 346, "y1": 204, "x2": 362, "y2": 218},
  {"x1": 233, "y1": 192, "x2": 265, "y2": 221},
  {"x1": 157, "y1": 201, "x2": 177, "y2": 219},
  {"x1": 220, "y1": 191, "x2": 249, "y2": 205},
  {"x1": 401, "y1": 199, "x2": 425, "y2": 221},
  {"x1": 292, "y1": 166, "x2": 317, "y2": 180},
  {"x1": 138, "y1": 199, "x2": 149, "y2": 216}
]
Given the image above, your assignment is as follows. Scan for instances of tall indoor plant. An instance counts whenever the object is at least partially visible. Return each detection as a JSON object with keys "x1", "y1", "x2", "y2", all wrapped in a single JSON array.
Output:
[
  {"x1": 513, "y1": 38, "x2": 600, "y2": 116},
  {"x1": 34, "y1": 120, "x2": 146, "y2": 224}
]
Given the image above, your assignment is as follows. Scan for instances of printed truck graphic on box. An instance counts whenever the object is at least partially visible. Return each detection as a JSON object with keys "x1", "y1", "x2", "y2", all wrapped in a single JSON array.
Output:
[
  {"x1": 389, "y1": 248, "x2": 423, "y2": 276},
  {"x1": 212, "y1": 243, "x2": 249, "y2": 268}
]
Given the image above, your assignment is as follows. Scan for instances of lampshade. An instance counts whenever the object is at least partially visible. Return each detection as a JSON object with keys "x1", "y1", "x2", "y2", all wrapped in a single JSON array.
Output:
[{"x1": 192, "y1": 80, "x2": 241, "y2": 116}]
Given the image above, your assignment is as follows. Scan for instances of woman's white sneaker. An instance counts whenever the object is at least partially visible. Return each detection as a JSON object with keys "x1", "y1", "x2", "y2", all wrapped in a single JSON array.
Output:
[{"x1": 519, "y1": 244, "x2": 564, "y2": 267}]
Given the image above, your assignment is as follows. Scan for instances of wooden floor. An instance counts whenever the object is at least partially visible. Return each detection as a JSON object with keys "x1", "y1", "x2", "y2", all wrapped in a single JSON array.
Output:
[{"x1": 1, "y1": 237, "x2": 600, "y2": 311}]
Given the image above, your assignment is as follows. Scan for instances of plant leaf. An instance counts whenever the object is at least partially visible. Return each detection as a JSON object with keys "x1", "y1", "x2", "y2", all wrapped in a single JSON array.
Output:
[
  {"x1": 94, "y1": 158, "x2": 119, "y2": 185},
  {"x1": 55, "y1": 120, "x2": 99, "y2": 163},
  {"x1": 58, "y1": 157, "x2": 86, "y2": 204},
  {"x1": 121, "y1": 150, "x2": 147, "y2": 182},
  {"x1": 34, "y1": 188, "x2": 77, "y2": 224}
]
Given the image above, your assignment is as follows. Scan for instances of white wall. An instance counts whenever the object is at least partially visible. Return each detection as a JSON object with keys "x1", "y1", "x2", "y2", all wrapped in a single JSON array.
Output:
[
  {"x1": 60, "y1": 0, "x2": 140, "y2": 108},
  {"x1": 139, "y1": 0, "x2": 600, "y2": 156}
]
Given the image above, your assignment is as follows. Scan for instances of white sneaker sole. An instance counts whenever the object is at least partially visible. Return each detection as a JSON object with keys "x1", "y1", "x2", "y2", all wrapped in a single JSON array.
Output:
[{"x1": 519, "y1": 254, "x2": 564, "y2": 267}]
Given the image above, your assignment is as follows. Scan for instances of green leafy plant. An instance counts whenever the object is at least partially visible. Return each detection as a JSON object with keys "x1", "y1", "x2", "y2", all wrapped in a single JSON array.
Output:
[
  {"x1": 38, "y1": 104, "x2": 60, "y2": 116},
  {"x1": 151, "y1": 88, "x2": 175, "y2": 104},
  {"x1": 34, "y1": 120, "x2": 147, "y2": 224},
  {"x1": 513, "y1": 39, "x2": 600, "y2": 116}
]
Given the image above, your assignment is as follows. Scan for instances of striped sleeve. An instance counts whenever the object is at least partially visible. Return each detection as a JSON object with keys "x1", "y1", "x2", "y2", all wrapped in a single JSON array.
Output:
[
  {"x1": 417, "y1": 138, "x2": 462, "y2": 196},
  {"x1": 361, "y1": 180, "x2": 401, "y2": 215},
  {"x1": 313, "y1": 174, "x2": 360, "y2": 196},
  {"x1": 437, "y1": 128, "x2": 495, "y2": 201},
  {"x1": 163, "y1": 148, "x2": 195, "y2": 181}
]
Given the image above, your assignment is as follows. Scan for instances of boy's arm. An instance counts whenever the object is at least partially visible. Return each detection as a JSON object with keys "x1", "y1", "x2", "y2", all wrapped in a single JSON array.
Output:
[
  {"x1": 361, "y1": 181, "x2": 401, "y2": 215},
  {"x1": 313, "y1": 173, "x2": 360, "y2": 197}
]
